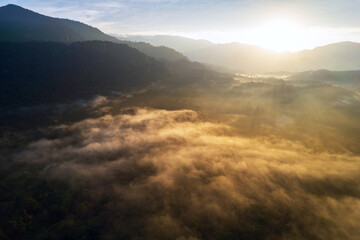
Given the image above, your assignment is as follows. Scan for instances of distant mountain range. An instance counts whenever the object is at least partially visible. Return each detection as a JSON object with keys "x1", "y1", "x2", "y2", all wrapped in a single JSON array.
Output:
[
  {"x1": 0, "y1": 4, "x2": 231, "y2": 111},
  {"x1": 123, "y1": 35, "x2": 360, "y2": 73},
  {"x1": 0, "y1": 4, "x2": 186, "y2": 62},
  {"x1": 288, "y1": 69, "x2": 360, "y2": 91},
  {"x1": 3, "y1": 4, "x2": 360, "y2": 73},
  {"x1": 118, "y1": 35, "x2": 214, "y2": 52}
]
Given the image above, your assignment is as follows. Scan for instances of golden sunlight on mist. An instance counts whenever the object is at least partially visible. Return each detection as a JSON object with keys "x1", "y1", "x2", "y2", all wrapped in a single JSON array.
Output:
[{"x1": 13, "y1": 109, "x2": 360, "y2": 240}]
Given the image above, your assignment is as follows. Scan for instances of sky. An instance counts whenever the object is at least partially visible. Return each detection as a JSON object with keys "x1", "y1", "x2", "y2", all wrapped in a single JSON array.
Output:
[{"x1": 1, "y1": 0, "x2": 360, "y2": 51}]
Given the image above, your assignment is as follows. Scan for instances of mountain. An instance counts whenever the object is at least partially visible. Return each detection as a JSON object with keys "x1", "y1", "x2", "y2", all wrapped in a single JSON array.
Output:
[
  {"x1": 0, "y1": 4, "x2": 118, "y2": 42},
  {"x1": 0, "y1": 4, "x2": 234, "y2": 112},
  {"x1": 123, "y1": 34, "x2": 360, "y2": 73},
  {"x1": 8, "y1": 4, "x2": 360, "y2": 74},
  {"x1": 184, "y1": 41, "x2": 360, "y2": 73},
  {"x1": 278, "y1": 42, "x2": 360, "y2": 72},
  {"x1": 122, "y1": 40, "x2": 188, "y2": 62},
  {"x1": 288, "y1": 69, "x2": 360, "y2": 91},
  {"x1": 118, "y1": 35, "x2": 215, "y2": 52},
  {"x1": 0, "y1": 40, "x2": 231, "y2": 112},
  {"x1": 0, "y1": 4, "x2": 186, "y2": 62},
  {"x1": 0, "y1": 41, "x2": 167, "y2": 110},
  {"x1": 185, "y1": 42, "x2": 276, "y2": 73}
]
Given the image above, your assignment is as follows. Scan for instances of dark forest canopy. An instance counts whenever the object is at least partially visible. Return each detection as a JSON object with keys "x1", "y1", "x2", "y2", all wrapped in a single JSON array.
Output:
[
  {"x1": 0, "y1": 41, "x2": 230, "y2": 111},
  {"x1": 0, "y1": 41, "x2": 166, "y2": 109}
]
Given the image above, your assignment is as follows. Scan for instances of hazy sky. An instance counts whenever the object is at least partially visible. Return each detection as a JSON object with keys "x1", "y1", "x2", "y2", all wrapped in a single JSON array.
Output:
[{"x1": 1, "y1": 0, "x2": 360, "y2": 51}]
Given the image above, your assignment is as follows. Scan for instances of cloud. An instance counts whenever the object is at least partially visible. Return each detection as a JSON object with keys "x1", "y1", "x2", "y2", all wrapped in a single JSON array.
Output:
[{"x1": 14, "y1": 108, "x2": 360, "y2": 239}]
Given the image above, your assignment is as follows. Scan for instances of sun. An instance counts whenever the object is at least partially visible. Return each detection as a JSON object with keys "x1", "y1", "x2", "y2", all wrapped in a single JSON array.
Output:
[{"x1": 248, "y1": 19, "x2": 305, "y2": 52}]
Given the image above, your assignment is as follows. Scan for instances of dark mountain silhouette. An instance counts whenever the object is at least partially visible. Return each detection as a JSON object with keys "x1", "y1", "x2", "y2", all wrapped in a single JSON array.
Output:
[
  {"x1": 6, "y1": 4, "x2": 359, "y2": 73},
  {"x1": 122, "y1": 40, "x2": 187, "y2": 62},
  {"x1": 0, "y1": 41, "x2": 167, "y2": 110},
  {"x1": 0, "y1": 4, "x2": 117, "y2": 42},
  {"x1": 0, "y1": 40, "x2": 229, "y2": 112},
  {"x1": 0, "y1": 4, "x2": 186, "y2": 62}
]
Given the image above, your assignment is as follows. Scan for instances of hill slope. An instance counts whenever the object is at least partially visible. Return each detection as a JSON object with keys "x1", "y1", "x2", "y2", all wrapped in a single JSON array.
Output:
[
  {"x1": 0, "y1": 41, "x2": 166, "y2": 109},
  {"x1": 288, "y1": 69, "x2": 360, "y2": 91},
  {"x1": 0, "y1": 4, "x2": 117, "y2": 42},
  {"x1": 126, "y1": 34, "x2": 360, "y2": 73},
  {"x1": 119, "y1": 35, "x2": 215, "y2": 52},
  {"x1": 279, "y1": 42, "x2": 360, "y2": 72},
  {"x1": 184, "y1": 41, "x2": 360, "y2": 73},
  {"x1": 0, "y1": 4, "x2": 186, "y2": 62}
]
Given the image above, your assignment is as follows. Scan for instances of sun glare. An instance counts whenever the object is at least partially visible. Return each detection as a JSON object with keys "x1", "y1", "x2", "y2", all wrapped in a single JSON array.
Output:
[{"x1": 248, "y1": 19, "x2": 305, "y2": 52}]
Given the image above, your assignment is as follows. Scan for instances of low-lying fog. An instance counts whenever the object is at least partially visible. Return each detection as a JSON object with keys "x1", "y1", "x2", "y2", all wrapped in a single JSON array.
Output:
[{"x1": 2, "y1": 73, "x2": 360, "y2": 240}]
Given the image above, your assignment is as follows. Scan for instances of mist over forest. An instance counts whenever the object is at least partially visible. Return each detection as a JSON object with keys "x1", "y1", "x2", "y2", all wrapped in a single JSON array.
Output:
[{"x1": 1, "y1": 3, "x2": 360, "y2": 240}]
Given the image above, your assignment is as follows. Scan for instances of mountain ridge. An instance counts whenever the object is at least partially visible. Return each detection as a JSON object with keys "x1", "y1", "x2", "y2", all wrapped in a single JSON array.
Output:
[
  {"x1": 0, "y1": 41, "x2": 168, "y2": 110},
  {"x1": 0, "y1": 4, "x2": 186, "y2": 62},
  {"x1": 122, "y1": 34, "x2": 360, "y2": 73}
]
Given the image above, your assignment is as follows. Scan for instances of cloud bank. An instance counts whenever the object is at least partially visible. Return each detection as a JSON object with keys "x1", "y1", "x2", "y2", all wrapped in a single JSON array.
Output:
[{"x1": 15, "y1": 108, "x2": 360, "y2": 239}]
